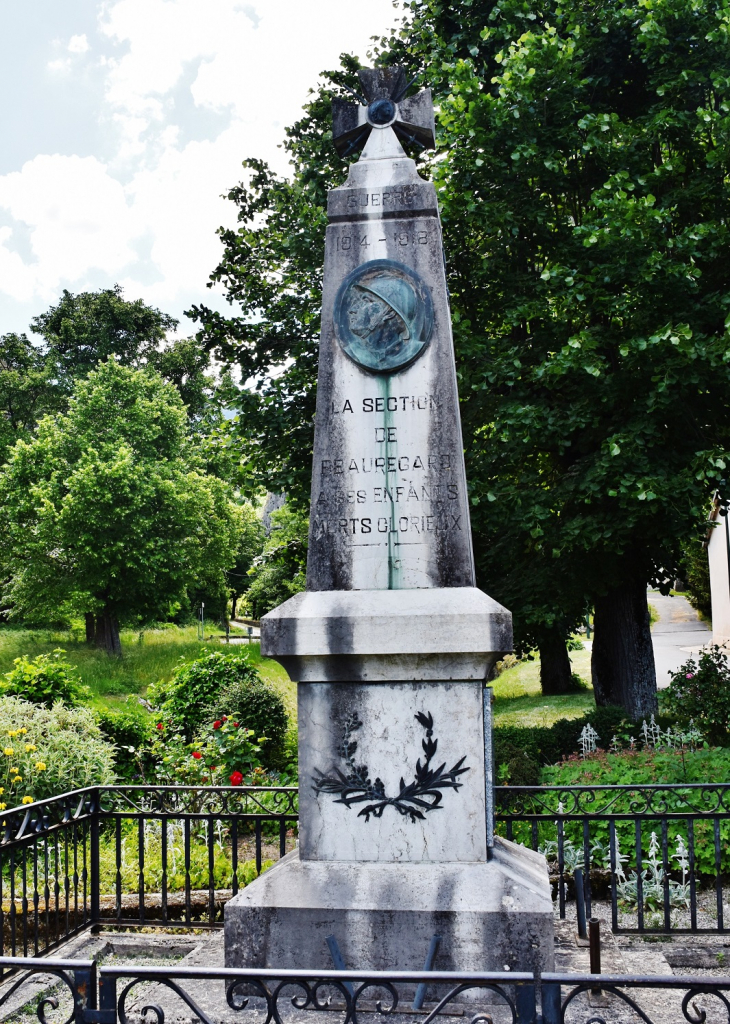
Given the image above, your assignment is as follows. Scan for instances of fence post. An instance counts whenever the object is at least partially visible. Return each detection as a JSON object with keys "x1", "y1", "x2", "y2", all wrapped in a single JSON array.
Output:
[
  {"x1": 98, "y1": 970, "x2": 118, "y2": 1024},
  {"x1": 89, "y1": 788, "x2": 100, "y2": 930},
  {"x1": 515, "y1": 979, "x2": 536, "y2": 1024},
  {"x1": 71, "y1": 962, "x2": 97, "y2": 1024},
  {"x1": 541, "y1": 981, "x2": 561, "y2": 1024}
]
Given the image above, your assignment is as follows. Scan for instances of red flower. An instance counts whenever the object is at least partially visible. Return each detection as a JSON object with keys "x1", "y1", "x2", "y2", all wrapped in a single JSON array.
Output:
[
  {"x1": 222, "y1": 715, "x2": 228, "y2": 720},
  {"x1": 213, "y1": 720, "x2": 222, "y2": 730},
  {"x1": 229, "y1": 770, "x2": 243, "y2": 786},
  {"x1": 156, "y1": 723, "x2": 164, "y2": 730},
  {"x1": 233, "y1": 722, "x2": 239, "y2": 728},
  {"x1": 192, "y1": 751, "x2": 202, "y2": 760}
]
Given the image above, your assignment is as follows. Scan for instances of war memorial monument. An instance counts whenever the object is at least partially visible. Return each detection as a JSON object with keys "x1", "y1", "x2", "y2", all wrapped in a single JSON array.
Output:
[{"x1": 225, "y1": 67, "x2": 554, "y2": 975}]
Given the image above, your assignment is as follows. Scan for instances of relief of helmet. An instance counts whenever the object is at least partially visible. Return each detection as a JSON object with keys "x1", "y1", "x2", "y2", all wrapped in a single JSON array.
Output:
[{"x1": 335, "y1": 261, "x2": 433, "y2": 374}]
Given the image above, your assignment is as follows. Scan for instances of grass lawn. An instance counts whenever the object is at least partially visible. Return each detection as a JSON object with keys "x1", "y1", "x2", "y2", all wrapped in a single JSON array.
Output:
[
  {"x1": 0, "y1": 623, "x2": 295, "y2": 716},
  {"x1": 492, "y1": 645, "x2": 595, "y2": 728},
  {"x1": 0, "y1": 621, "x2": 592, "y2": 732}
]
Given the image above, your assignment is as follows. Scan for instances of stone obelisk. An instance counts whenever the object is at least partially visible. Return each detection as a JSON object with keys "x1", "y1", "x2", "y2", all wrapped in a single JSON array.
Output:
[{"x1": 225, "y1": 67, "x2": 553, "y2": 975}]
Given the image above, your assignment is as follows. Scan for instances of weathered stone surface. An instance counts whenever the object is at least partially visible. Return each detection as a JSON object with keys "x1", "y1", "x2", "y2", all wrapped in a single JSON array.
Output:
[
  {"x1": 225, "y1": 839, "x2": 554, "y2": 975},
  {"x1": 299, "y1": 681, "x2": 486, "y2": 862},
  {"x1": 307, "y1": 127, "x2": 473, "y2": 592},
  {"x1": 259, "y1": 587, "x2": 512, "y2": 682}
]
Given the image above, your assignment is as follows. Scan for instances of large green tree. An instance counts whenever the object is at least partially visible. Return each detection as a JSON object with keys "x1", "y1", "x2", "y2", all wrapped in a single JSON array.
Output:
[
  {"x1": 31, "y1": 285, "x2": 178, "y2": 396},
  {"x1": 0, "y1": 360, "x2": 242, "y2": 654},
  {"x1": 191, "y1": 0, "x2": 730, "y2": 717},
  {"x1": 0, "y1": 333, "x2": 60, "y2": 464}
]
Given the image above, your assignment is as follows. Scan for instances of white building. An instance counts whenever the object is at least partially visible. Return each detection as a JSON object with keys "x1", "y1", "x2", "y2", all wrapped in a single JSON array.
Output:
[{"x1": 707, "y1": 501, "x2": 730, "y2": 644}]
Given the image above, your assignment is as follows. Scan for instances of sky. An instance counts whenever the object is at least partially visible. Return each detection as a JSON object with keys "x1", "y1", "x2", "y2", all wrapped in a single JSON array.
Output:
[{"x1": 0, "y1": 0, "x2": 399, "y2": 337}]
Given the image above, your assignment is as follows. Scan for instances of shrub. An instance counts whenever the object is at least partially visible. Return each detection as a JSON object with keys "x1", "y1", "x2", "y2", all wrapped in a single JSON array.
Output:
[
  {"x1": 494, "y1": 705, "x2": 633, "y2": 785},
  {"x1": 95, "y1": 705, "x2": 153, "y2": 782},
  {"x1": 213, "y1": 678, "x2": 289, "y2": 767},
  {"x1": 148, "y1": 650, "x2": 260, "y2": 738},
  {"x1": 152, "y1": 719, "x2": 265, "y2": 786},
  {"x1": 662, "y1": 646, "x2": 730, "y2": 745},
  {"x1": 1, "y1": 649, "x2": 89, "y2": 707},
  {"x1": 0, "y1": 696, "x2": 116, "y2": 805}
]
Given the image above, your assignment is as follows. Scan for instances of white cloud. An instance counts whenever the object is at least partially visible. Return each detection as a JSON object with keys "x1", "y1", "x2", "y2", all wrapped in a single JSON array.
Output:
[
  {"x1": 0, "y1": 0, "x2": 399, "y2": 329},
  {"x1": 68, "y1": 34, "x2": 90, "y2": 54}
]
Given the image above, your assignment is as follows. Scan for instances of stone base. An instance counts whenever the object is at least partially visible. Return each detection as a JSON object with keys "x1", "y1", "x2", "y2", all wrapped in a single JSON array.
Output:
[{"x1": 224, "y1": 837, "x2": 554, "y2": 976}]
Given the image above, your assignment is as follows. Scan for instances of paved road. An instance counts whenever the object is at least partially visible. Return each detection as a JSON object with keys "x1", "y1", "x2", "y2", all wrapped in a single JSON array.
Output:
[{"x1": 649, "y1": 590, "x2": 711, "y2": 688}]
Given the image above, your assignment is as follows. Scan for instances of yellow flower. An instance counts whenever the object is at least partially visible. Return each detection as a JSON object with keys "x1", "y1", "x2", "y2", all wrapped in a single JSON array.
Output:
[
  {"x1": 0, "y1": 803, "x2": 6, "y2": 810},
  {"x1": 0, "y1": 787, "x2": 3, "y2": 795},
  {"x1": 21, "y1": 796, "x2": 33, "y2": 805},
  {"x1": 34, "y1": 762, "x2": 46, "y2": 771},
  {"x1": 13, "y1": 776, "x2": 23, "y2": 784},
  {"x1": 19, "y1": 728, "x2": 27, "y2": 735},
  {"x1": 25, "y1": 744, "x2": 37, "y2": 753},
  {"x1": 9, "y1": 766, "x2": 18, "y2": 774},
  {"x1": 3, "y1": 748, "x2": 13, "y2": 756}
]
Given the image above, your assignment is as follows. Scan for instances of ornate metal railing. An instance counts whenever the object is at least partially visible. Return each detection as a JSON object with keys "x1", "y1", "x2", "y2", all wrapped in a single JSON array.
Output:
[
  {"x1": 0, "y1": 785, "x2": 298, "y2": 964},
  {"x1": 2, "y1": 956, "x2": 730, "y2": 1024},
  {"x1": 4, "y1": 781, "x2": 730, "y2": 968},
  {"x1": 496, "y1": 783, "x2": 730, "y2": 934}
]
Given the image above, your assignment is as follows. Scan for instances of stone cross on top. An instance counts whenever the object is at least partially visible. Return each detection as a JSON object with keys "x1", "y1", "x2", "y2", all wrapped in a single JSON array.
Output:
[{"x1": 332, "y1": 67, "x2": 435, "y2": 160}]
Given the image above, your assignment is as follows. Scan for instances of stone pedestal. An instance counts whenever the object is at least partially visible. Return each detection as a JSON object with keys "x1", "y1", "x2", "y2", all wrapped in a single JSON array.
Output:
[
  {"x1": 225, "y1": 839, "x2": 554, "y2": 975},
  {"x1": 224, "y1": 66, "x2": 554, "y2": 979}
]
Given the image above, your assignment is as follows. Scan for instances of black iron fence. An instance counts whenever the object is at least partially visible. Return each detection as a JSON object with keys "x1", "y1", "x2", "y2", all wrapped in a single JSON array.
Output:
[
  {"x1": 2, "y1": 955, "x2": 730, "y2": 1024},
  {"x1": 0, "y1": 786, "x2": 297, "y2": 964},
  {"x1": 496, "y1": 783, "x2": 730, "y2": 935},
  {"x1": 3, "y1": 782, "x2": 730, "y2": 965}
]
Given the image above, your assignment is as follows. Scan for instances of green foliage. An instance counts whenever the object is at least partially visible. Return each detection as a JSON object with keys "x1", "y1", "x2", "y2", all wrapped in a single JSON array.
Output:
[
  {"x1": 245, "y1": 504, "x2": 307, "y2": 618},
  {"x1": 539, "y1": 747, "x2": 730, "y2": 877},
  {"x1": 214, "y1": 677, "x2": 289, "y2": 767},
  {"x1": 227, "y1": 502, "x2": 265, "y2": 611},
  {"x1": 680, "y1": 537, "x2": 712, "y2": 622},
  {"x1": 194, "y1": 2, "x2": 730, "y2": 670},
  {"x1": 151, "y1": 718, "x2": 265, "y2": 786},
  {"x1": 0, "y1": 696, "x2": 116, "y2": 804},
  {"x1": 97, "y1": 821, "x2": 272, "y2": 892},
  {"x1": 495, "y1": 705, "x2": 631, "y2": 785},
  {"x1": 662, "y1": 645, "x2": 730, "y2": 745},
  {"x1": 95, "y1": 705, "x2": 153, "y2": 782},
  {"x1": 31, "y1": 285, "x2": 177, "y2": 396},
  {"x1": 386, "y1": 0, "x2": 730, "y2": 651},
  {"x1": 1, "y1": 649, "x2": 89, "y2": 707},
  {"x1": 0, "y1": 360, "x2": 242, "y2": 652},
  {"x1": 149, "y1": 650, "x2": 261, "y2": 738},
  {"x1": 0, "y1": 333, "x2": 60, "y2": 466}
]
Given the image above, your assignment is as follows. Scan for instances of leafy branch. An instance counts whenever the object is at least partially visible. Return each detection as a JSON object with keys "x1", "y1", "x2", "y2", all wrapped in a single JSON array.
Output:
[{"x1": 312, "y1": 710, "x2": 470, "y2": 823}]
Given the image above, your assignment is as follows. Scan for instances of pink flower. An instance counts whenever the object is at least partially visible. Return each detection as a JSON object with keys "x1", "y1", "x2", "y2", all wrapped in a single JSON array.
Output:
[
  {"x1": 229, "y1": 770, "x2": 243, "y2": 786},
  {"x1": 686, "y1": 673, "x2": 694, "y2": 679},
  {"x1": 192, "y1": 751, "x2": 202, "y2": 760}
]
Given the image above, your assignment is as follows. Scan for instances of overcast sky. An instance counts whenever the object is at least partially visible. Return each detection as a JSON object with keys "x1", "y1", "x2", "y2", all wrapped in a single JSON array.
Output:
[{"x1": 0, "y1": 0, "x2": 399, "y2": 337}]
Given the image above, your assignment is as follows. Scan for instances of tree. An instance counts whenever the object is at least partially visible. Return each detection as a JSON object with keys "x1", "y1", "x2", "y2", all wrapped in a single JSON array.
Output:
[
  {"x1": 31, "y1": 285, "x2": 178, "y2": 397},
  {"x1": 386, "y1": 0, "x2": 730, "y2": 716},
  {"x1": 227, "y1": 503, "x2": 265, "y2": 620},
  {"x1": 0, "y1": 360, "x2": 242, "y2": 655},
  {"x1": 191, "y1": 1, "x2": 730, "y2": 716},
  {"x1": 0, "y1": 333, "x2": 59, "y2": 465}
]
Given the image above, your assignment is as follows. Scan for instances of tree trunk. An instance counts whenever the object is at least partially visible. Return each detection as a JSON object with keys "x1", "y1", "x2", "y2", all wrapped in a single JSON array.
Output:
[
  {"x1": 95, "y1": 610, "x2": 122, "y2": 656},
  {"x1": 539, "y1": 630, "x2": 573, "y2": 695},
  {"x1": 85, "y1": 612, "x2": 96, "y2": 645},
  {"x1": 591, "y1": 579, "x2": 658, "y2": 719},
  {"x1": 231, "y1": 593, "x2": 238, "y2": 621}
]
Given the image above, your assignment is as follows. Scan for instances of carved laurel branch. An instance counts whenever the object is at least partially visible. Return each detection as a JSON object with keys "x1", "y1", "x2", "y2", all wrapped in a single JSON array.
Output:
[{"x1": 312, "y1": 711, "x2": 470, "y2": 823}]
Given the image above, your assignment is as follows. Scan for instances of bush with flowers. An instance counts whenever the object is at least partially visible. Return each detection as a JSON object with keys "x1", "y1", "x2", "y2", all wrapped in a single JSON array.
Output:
[
  {"x1": 661, "y1": 645, "x2": 730, "y2": 746},
  {"x1": 148, "y1": 650, "x2": 261, "y2": 740},
  {"x1": 151, "y1": 716, "x2": 268, "y2": 787},
  {"x1": 0, "y1": 696, "x2": 116, "y2": 807}
]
